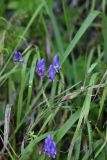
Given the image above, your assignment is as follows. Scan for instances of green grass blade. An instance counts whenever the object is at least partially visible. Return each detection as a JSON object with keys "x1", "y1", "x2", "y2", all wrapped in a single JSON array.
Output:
[
  {"x1": 67, "y1": 73, "x2": 97, "y2": 160},
  {"x1": 74, "y1": 130, "x2": 82, "y2": 160},
  {"x1": 97, "y1": 78, "x2": 107, "y2": 121},
  {"x1": 83, "y1": 140, "x2": 103, "y2": 160},
  {"x1": 87, "y1": 121, "x2": 93, "y2": 158},
  {"x1": 55, "y1": 108, "x2": 81, "y2": 143},
  {"x1": 41, "y1": 0, "x2": 64, "y2": 54},
  {"x1": 61, "y1": 10, "x2": 100, "y2": 65},
  {"x1": 102, "y1": 14, "x2": 107, "y2": 63},
  {"x1": 15, "y1": 3, "x2": 44, "y2": 49},
  {"x1": 17, "y1": 51, "x2": 31, "y2": 126},
  {"x1": 26, "y1": 54, "x2": 37, "y2": 110}
]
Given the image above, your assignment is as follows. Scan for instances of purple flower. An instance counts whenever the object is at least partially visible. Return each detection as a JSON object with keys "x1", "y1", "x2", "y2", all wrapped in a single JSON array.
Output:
[
  {"x1": 48, "y1": 64, "x2": 55, "y2": 81},
  {"x1": 13, "y1": 51, "x2": 23, "y2": 62},
  {"x1": 53, "y1": 55, "x2": 60, "y2": 72},
  {"x1": 36, "y1": 59, "x2": 46, "y2": 77},
  {"x1": 43, "y1": 134, "x2": 56, "y2": 158}
]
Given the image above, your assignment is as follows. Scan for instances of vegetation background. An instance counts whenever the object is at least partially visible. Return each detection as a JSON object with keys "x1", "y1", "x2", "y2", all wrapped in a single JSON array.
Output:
[{"x1": 0, "y1": 0, "x2": 107, "y2": 159}]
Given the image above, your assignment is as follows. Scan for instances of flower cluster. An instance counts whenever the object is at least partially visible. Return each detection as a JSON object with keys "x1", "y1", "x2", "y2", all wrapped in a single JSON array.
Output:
[
  {"x1": 13, "y1": 51, "x2": 23, "y2": 62},
  {"x1": 36, "y1": 54, "x2": 61, "y2": 81},
  {"x1": 13, "y1": 51, "x2": 60, "y2": 82},
  {"x1": 36, "y1": 59, "x2": 46, "y2": 77},
  {"x1": 43, "y1": 134, "x2": 56, "y2": 158}
]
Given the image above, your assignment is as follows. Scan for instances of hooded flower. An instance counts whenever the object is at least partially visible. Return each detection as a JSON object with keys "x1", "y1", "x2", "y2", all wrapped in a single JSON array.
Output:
[
  {"x1": 48, "y1": 64, "x2": 55, "y2": 81},
  {"x1": 13, "y1": 51, "x2": 23, "y2": 62},
  {"x1": 43, "y1": 134, "x2": 56, "y2": 158},
  {"x1": 53, "y1": 55, "x2": 60, "y2": 72},
  {"x1": 36, "y1": 59, "x2": 46, "y2": 77}
]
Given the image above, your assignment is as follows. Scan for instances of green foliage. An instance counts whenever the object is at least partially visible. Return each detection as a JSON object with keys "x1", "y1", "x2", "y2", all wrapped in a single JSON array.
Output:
[{"x1": 0, "y1": 0, "x2": 107, "y2": 160}]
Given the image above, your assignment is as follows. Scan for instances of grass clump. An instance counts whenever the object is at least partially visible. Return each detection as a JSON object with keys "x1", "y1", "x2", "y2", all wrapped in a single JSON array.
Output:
[{"x1": 0, "y1": 0, "x2": 107, "y2": 160}]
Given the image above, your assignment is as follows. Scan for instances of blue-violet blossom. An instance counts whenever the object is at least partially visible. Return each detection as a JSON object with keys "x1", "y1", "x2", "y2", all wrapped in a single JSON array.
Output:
[
  {"x1": 48, "y1": 64, "x2": 55, "y2": 81},
  {"x1": 53, "y1": 55, "x2": 60, "y2": 72},
  {"x1": 13, "y1": 51, "x2": 23, "y2": 62},
  {"x1": 43, "y1": 134, "x2": 56, "y2": 158},
  {"x1": 36, "y1": 59, "x2": 46, "y2": 77}
]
